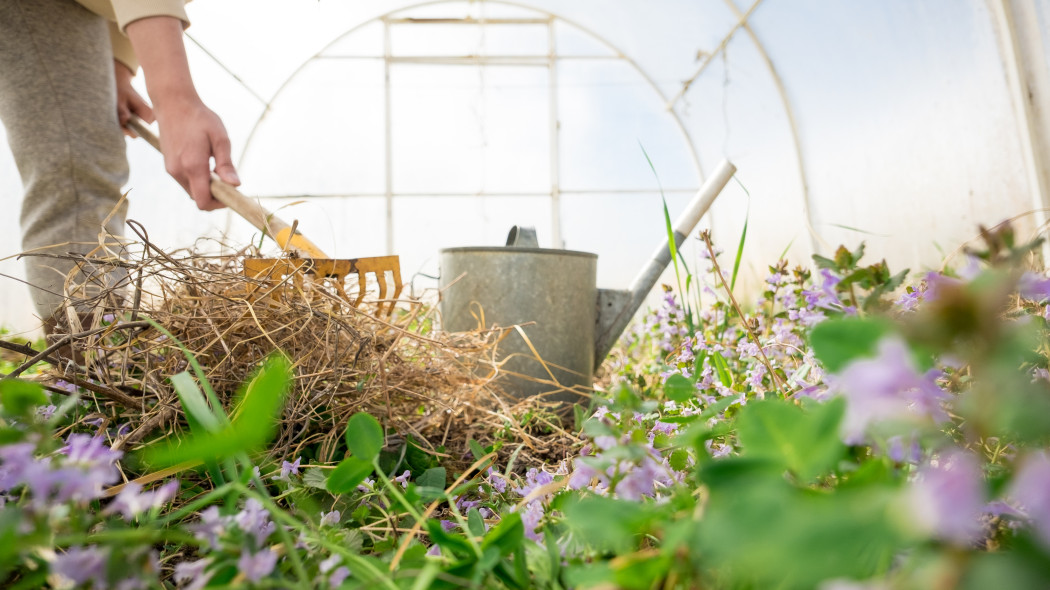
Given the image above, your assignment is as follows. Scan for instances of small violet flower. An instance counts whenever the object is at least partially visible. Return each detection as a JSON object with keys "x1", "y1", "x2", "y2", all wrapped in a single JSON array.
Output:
[
  {"x1": 52, "y1": 545, "x2": 109, "y2": 588},
  {"x1": 907, "y1": 449, "x2": 986, "y2": 545},
  {"x1": 320, "y1": 510, "x2": 341, "y2": 527},
  {"x1": 174, "y1": 558, "x2": 213, "y2": 590},
  {"x1": 105, "y1": 480, "x2": 179, "y2": 520},
  {"x1": 829, "y1": 337, "x2": 950, "y2": 445},
  {"x1": 273, "y1": 456, "x2": 301, "y2": 481},
  {"x1": 238, "y1": 548, "x2": 277, "y2": 583},
  {"x1": 1008, "y1": 450, "x2": 1050, "y2": 549}
]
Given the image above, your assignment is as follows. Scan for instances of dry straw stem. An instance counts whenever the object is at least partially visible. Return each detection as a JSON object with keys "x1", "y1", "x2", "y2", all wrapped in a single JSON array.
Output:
[{"x1": 5, "y1": 232, "x2": 581, "y2": 472}]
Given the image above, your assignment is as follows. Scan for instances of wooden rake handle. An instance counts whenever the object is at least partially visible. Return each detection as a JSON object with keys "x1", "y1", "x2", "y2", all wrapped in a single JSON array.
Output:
[{"x1": 126, "y1": 115, "x2": 329, "y2": 259}]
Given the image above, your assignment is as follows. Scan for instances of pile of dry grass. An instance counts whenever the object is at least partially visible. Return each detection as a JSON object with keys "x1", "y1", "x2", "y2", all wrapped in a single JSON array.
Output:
[{"x1": 4, "y1": 233, "x2": 582, "y2": 471}]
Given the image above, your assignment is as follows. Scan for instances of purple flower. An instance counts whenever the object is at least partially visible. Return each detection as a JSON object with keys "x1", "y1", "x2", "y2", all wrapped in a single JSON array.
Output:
[
  {"x1": 105, "y1": 480, "x2": 178, "y2": 520},
  {"x1": 766, "y1": 271, "x2": 787, "y2": 286},
  {"x1": 1008, "y1": 450, "x2": 1050, "y2": 549},
  {"x1": 426, "y1": 544, "x2": 441, "y2": 557},
  {"x1": 235, "y1": 498, "x2": 276, "y2": 548},
  {"x1": 829, "y1": 337, "x2": 950, "y2": 444},
  {"x1": 273, "y1": 456, "x2": 302, "y2": 481},
  {"x1": 440, "y1": 519, "x2": 456, "y2": 532},
  {"x1": 746, "y1": 364, "x2": 768, "y2": 389},
  {"x1": 801, "y1": 269, "x2": 842, "y2": 310},
  {"x1": 456, "y1": 497, "x2": 480, "y2": 512},
  {"x1": 392, "y1": 469, "x2": 411, "y2": 488},
  {"x1": 568, "y1": 458, "x2": 605, "y2": 490},
  {"x1": 705, "y1": 440, "x2": 732, "y2": 458},
  {"x1": 516, "y1": 501, "x2": 545, "y2": 542},
  {"x1": 737, "y1": 341, "x2": 761, "y2": 358},
  {"x1": 52, "y1": 545, "x2": 108, "y2": 587},
  {"x1": 54, "y1": 380, "x2": 77, "y2": 393},
  {"x1": 238, "y1": 548, "x2": 277, "y2": 582},
  {"x1": 37, "y1": 404, "x2": 57, "y2": 420},
  {"x1": 651, "y1": 421, "x2": 677, "y2": 436},
  {"x1": 319, "y1": 554, "x2": 341, "y2": 573},
  {"x1": 788, "y1": 307, "x2": 827, "y2": 327},
  {"x1": 1019, "y1": 272, "x2": 1050, "y2": 302},
  {"x1": 320, "y1": 510, "x2": 341, "y2": 527},
  {"x1": 883, "y1": 435, "x2": 921, "y2": 464},
  {"x1": 174, "y1": 558, "x2": 214, "y2": 590},
  {"x1": 190, "y1": 506, "x2": 226, "y2": 549},
  {"x1": 62, "y1": 434, "x2": 122, "y2": 467},
  {"x1": 894, "y1": 289, "x2": 922, "y2": 312},
  {"x1": 513, "y1": 467, "x2": 554, "y2": 497},
  {"x1": 922, "y1": 272, "x2": 962, "y2": 302},
  {"x1": 330, "y1": 566, "x2": 351, "y2": 586},
  {"x1": 486, "y1": 468, "x2": 507, "y2": 494},
  {"x1": 907, "y1": 449, "x2": 986, "y2": 545},
  {"x1": 613, "y1": 456, "x2": 671, "y2": 501}
]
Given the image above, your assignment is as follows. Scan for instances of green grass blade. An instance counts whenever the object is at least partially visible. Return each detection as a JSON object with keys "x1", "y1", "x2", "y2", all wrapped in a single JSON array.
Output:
[
  {"x1": 641, "y1": 142, "x2": 696, "y2": 330},
  {"x1": 144, "y1": 318, "x2": 228, "y2": 426},
  {"x1": 729, "y1": 176, "x2": 751, "y2": 292},
  {"x1": 169, "y1": 371, "x2": 221, "y2": 434}
]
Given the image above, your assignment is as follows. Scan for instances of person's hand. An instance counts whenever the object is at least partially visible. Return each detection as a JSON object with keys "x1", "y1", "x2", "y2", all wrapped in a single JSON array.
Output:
[
  {"x1": 114, "y1": 61, "x2": 154, "y2": 137},
  {"x1": 125, "y1": 15, "x2": 239, "y2": 212},
  {"x1": 154, "y1": 99, "x2": 239, "y2": 211}
]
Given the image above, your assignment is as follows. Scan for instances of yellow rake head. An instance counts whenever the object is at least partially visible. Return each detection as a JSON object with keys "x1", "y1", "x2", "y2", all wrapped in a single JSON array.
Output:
[{"x1": 243, "y1": 255, "x2": 403, "y2": 316}]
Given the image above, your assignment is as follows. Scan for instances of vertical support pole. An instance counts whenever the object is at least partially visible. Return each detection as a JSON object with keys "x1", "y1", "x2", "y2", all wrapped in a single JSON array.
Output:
[
  {"x1": 383, "y1": 18, "x2": 395, "y2": 255},
  {"x1": 548, "y1": 16, "x2": 563, "y2": 248},
  {"x1": 991, "y1": 0, "x2": 1050, "y2": 256},
  {"x1": 719, "y1": 0, "x2": 824, "y2": 257}
]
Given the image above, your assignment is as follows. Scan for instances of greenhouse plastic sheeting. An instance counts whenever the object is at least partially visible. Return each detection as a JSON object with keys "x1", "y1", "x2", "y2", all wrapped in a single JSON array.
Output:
[{"x1": 1, "y1": 0, "x2": 1048, "y2": 334}]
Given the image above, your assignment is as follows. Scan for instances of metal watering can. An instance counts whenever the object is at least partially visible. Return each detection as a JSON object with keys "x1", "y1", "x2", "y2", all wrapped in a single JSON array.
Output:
[{"x1": 439, "y1": 160, "x2": 736, "y2": 406}]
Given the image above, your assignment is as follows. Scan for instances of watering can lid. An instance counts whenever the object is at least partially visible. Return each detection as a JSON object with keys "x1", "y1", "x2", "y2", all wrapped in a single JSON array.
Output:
[{"x1": 438, "y1": 225, "x2": 596, "y2": 258}]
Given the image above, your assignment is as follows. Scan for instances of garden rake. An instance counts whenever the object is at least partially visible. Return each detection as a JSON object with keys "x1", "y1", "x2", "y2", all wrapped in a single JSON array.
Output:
[{"x1": 127, "y1": 116, "x2": 403, "y2": 315}]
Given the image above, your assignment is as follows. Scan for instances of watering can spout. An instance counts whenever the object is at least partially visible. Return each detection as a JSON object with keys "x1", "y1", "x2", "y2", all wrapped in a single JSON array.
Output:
[{"x1": 593, "y1": 159, "x2": 737, "y2": 370}]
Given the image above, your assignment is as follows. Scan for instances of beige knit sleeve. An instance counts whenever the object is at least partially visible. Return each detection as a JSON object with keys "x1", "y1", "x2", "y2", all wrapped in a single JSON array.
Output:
[
  {"x1": 111, "y1": 0, "x2": 190, "y2": 32},
  {"x1": 107, "y1": 20, "x2": 139, "y2": 73}
]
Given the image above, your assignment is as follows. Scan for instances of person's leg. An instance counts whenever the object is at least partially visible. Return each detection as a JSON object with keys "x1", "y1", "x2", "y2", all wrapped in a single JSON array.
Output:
[{"x1": 0, "y1": 0, "x2": 129, "y2": 331}]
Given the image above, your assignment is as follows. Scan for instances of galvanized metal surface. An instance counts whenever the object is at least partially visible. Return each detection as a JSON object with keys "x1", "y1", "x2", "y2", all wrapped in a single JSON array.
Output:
[{"x1": 439, "y1": 246, "x2": 597, "y2": 405}]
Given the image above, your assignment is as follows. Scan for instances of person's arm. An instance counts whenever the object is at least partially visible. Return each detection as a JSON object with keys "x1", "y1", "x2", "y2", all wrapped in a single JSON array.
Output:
[{"x1": 124, "y1": 16, "x2": 239, "y2": 211}]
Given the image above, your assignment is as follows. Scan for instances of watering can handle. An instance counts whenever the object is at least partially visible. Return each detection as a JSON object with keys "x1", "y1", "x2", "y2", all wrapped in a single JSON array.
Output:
[
  {"x1": 593, "y1": 159, "x2": 737, "y2": 368},
  {"x1": 506, "y1": 226, "x2": 539, "y2": 248}
]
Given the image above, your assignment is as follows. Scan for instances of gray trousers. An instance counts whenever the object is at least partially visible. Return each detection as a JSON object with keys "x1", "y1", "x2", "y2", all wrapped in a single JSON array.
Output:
[{"x1": 0, "y1": 0, "x2": 129, "y2": 322}]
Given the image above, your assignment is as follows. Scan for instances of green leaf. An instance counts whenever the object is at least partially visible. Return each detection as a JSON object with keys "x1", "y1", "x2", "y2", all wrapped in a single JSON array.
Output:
[
  {"x1": 696, "y1": 477, "x2": 905, "y2": 588},
  {"x1": 345, "y1": 412, "x2": 384, "y2": 462},
  {"x1": 0, "y1": 427, "x2": 24, "y2": 445},
  {"x1": 327, "y1": 457, "x2": 375, "y2": 494},
  {"x1": 170, "y1": 371, "x2": 221, "y2": 434},
  {"x1": 735, "y1": 398, "x2": 847, "y2": 482},
  {"x1": 144, "y1": 353, "x2": 291, "y2": 467},
  {"x1": 812, "y1": 253, "x2": 838, "y2": 270},
  {"x1": 613, "y1": 553, "x2": 674, "y2": 590},
  {"x1": 468, "y1": 438, "x2": 486, "y2": 461},
  {"x1": 0, "y1": 379, "x2": 46, "y2": 417},
  {"x1": 559, "y1": 494, "x2": 648, "y2": 554},
  {"x1": 711, "y1": 351, "x2": 733, "y2": 387},
  {"x1": 809, "y1": 316, "x2": 894, "y2": 373},
  {"x1": 426, "y1": 519, "x2": 475, "y2": 559},
  {"x1": 481, "y1": 511, "x2": 524, "y2": 557},
  {"x1": 417, "y1": 466, "x2": 447, "y2": 490},
  {"x1": 302, "y1": 467, "x2": 329, "y2": 490},
  {"x1": 663, "y1": 374, "x2": 695, "y2": 402},
  {"x1": 467, "y1": 508, "x2": 486, "y2": 538}
]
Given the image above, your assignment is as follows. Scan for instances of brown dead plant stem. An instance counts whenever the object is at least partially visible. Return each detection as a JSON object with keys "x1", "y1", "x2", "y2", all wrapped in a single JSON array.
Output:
[{"x1": 7, "y1": 234, "x2": 579, "y2": 471}]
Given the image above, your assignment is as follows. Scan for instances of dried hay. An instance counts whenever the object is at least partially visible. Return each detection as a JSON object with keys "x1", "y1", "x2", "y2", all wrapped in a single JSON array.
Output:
[{"x1": 6, "y1": 232, "x2": 584, "y2": 473}]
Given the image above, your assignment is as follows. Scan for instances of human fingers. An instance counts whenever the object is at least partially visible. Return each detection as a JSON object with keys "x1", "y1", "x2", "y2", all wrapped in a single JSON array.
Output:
[
  {"x1": 210, "y1": 127, "x2": 240, "y2": 187},
  {"x1": 129, "y1": 90, "x2": 155, "y2": 125}
]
